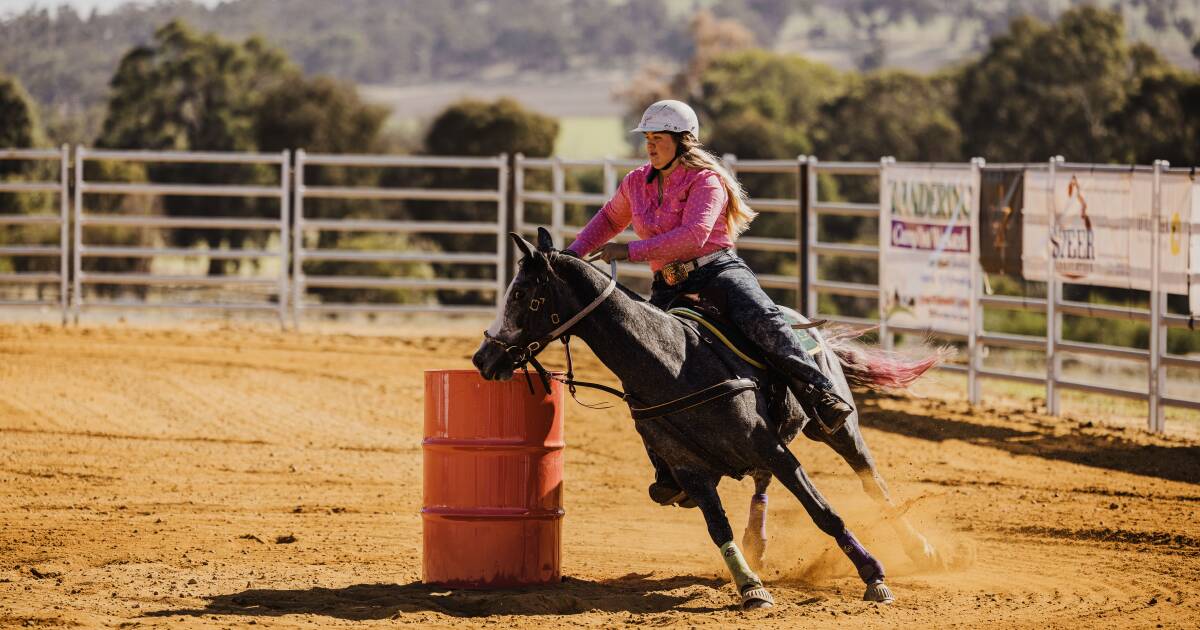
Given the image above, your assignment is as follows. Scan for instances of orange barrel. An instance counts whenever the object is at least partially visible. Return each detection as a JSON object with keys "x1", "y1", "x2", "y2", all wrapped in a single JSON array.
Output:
[{"x1": 422, "y1": 369, "x2": 565, "y2": 588}]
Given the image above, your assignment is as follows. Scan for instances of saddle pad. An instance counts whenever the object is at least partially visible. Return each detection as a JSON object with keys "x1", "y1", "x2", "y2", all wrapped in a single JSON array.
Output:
[{"x1": 668, "y1": 307, "x2": 821, "y2": 370}]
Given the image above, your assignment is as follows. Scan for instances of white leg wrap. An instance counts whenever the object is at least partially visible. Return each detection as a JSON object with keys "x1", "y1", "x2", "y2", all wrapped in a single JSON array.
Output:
[{"x1": 720, "y1": 541, "x2": 760, "y2": 588}]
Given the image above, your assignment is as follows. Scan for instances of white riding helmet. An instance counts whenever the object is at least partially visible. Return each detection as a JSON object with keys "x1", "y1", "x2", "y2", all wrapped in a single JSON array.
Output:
[{"x1": 631, "y1": 100, "x2": 699, "y2": 137}]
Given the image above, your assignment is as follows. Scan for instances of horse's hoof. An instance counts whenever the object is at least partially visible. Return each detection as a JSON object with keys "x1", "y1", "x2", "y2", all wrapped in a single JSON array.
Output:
[
  {"x1": 740, "y1": 584, "x2": 774, "y2": 610},
  {"x1": 863, "y1": 580, "x2": 895, "y2": 604}
]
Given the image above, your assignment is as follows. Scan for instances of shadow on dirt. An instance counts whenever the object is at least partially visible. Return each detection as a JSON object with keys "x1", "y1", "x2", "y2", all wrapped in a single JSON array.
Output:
[
  {"x1": 857, "y1": 392, "x2": 1200, "y2": 485},
  {"x1": 145, "y1": 573, "x2": 731, "y2": 621}
]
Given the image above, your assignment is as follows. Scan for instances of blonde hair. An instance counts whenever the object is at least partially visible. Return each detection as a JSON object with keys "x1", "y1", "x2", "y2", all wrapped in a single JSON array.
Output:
[{"x1": 675, "y1": 133, "x2": 757, "y2": 237}]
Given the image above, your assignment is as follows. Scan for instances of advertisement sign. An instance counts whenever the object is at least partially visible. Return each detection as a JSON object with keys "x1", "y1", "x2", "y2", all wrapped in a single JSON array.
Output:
[
  {"x1": 979, "y1": 168, "x2": 1024, "y2": 277},
  {"x1": 1021, "y1": 170, "x2": 1184, "y2": 292},
  {"x1": 880, "y1": 165, "x2": 976, "y2": 336}
]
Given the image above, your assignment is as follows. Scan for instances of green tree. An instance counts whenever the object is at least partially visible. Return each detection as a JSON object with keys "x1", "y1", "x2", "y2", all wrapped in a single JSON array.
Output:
[
  {"x1": 818, "y1": 71, "x2": 962, "y2": 162},
  {"x1": 424, "y1": 97, "x2": 558, "y2": 159},
  {"x1": 956, "y1": 7, "x2": 1133, "y2": 163},
  {"x1": 0, "y1": 73, "x2": 49, "y2": 280},
  {"x1": 96, "y1": 20, "x2": 295, "y2": 275},
  {"x1": 415, "y1": 98, "x2": 557, "y2": 305},
  {"x1": 1108, "y1": 44, "x2": 1200, "y2": 165}
]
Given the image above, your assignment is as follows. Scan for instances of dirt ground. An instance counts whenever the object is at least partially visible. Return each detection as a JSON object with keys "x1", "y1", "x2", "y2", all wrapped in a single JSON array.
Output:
[{"x1": 1, "y1": 321, "x2": 1198, "y2": 629}]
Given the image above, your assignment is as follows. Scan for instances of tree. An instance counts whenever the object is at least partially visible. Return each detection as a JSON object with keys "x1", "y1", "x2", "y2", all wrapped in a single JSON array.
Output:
[
  {"x1": 0, "y1": 74, "x2": 42, "y2": 175},
  {"x1": 97, "y1": 20, "x2": 296, "y2": 275},
  {"x1": 818, "y1": 71, "x2": 962, "y2": 162},
  {"x1": 0, "y1": 73, "x2": 48, "y2": 279},
  {"x1": 956, "y1": 7, "x2": 1133, "y2": 163},
  {"x1": 424, "y1": 97, "x2": 558, "y2": 159},
  {"x1": 414, "y1": 98, "x2": 558, "y2": 305}
]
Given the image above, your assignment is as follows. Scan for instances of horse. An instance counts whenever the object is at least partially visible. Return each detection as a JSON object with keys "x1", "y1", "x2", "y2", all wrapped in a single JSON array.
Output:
[{"x1": 472, "y1": 228, "x2": 944, "y2": 610}]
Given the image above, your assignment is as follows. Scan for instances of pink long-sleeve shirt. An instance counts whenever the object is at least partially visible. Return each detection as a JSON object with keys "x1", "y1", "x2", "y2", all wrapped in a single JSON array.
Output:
[{"x1": 567, "y1": 164, "x2": 734, "y2": 273}]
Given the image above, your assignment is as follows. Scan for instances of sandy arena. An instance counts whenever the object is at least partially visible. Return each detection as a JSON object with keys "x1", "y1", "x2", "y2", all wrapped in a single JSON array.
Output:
[{"x1": 1, "y1": 321, "x2": 1198, "y2": 628}]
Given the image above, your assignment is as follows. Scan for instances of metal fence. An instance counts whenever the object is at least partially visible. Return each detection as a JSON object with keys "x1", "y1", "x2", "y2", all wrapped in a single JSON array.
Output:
[
  {"x1": 0, "y1": 146, "x2": 69, "y2": 321},
  {"x1": 73, "y1": 148, "x2": 290, "y2": 322},
  {"x1": 0, "y1": 146, "x2": 1196, "y2": 433},
  {"x1": 513, "y1": 154, "x2": 1200, "y2": 434},
  {"x1": 293, "y1": 151, "x2": 506, "y2": 323}
]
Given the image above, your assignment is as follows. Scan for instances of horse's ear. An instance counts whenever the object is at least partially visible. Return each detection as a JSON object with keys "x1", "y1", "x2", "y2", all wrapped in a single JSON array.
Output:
[
  {"x1": 509, "y1": 232, "x2": 534, "y2": 259},
  {"x1": 536, "y1": 227, "x2": 555, "y2": 253}
]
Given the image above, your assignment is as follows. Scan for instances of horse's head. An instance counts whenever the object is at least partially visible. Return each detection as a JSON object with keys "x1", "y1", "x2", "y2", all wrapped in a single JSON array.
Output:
[{"x1": 473, "y1": 227, "x2": 582, "y2": 381}]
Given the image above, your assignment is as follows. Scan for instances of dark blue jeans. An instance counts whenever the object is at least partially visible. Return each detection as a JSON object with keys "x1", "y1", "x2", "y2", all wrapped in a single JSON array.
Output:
[{"x1": 649, "y1": 252, "x2": 835, "y2": 392}]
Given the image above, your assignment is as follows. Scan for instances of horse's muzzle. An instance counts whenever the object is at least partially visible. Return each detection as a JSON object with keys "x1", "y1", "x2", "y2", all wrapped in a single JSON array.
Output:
[{"x1": 472, "y1": 340, "x2": 516, "y2": 381}]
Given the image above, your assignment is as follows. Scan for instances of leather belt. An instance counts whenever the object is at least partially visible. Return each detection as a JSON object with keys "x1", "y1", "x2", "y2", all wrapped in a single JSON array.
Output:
[{"x1": 656, "y1": 248, "x2": 729, "y2": 286}]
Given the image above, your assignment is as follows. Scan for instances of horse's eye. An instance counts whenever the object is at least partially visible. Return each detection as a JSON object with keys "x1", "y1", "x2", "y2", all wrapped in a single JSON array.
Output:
[{"x1": 512, "y1": 290, "x2": 523, "y2": 300}]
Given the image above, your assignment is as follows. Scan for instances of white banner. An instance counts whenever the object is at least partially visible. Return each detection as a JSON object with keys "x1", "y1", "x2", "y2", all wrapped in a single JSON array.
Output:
[
  {"x1": 1189, "y1": 181, "x2": 1200, "y2": 316},
  {"x1": 1160, "y1": 175, "x2": 1194, "y2": 298},
  {"x1": 879, "y1": 165, "x2": 976, "y2": 336},
  {"x1": 1021, "y1": 170, "x2": 1187, "y2": 293}
]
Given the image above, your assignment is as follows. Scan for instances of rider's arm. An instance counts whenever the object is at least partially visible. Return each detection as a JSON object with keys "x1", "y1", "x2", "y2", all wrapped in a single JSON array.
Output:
[
  {"x1": 627, "y1": 172, "x2": 727, "y2": 263},
  {"x1": 565, "y1": 177, "x2": 633, "y2": 257}
]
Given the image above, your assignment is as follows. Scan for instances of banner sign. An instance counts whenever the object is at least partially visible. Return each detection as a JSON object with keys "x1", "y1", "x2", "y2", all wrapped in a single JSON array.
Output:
[
  {"x1": 979, "y1": 168, "x2": 1024, "y2": 277},
  {"x1": 1021, "y1": 169, "x2": 1189, "y2": 293},
  {"x1": 1187, "y1": 180, "x2": 1200, "y2": 317},
  {"x1": 880, "y1": 165, "x2": 977, "y2": 336},
  {"x1": 1158, "y1": 175, "x2": 1194, "y2": 300}
]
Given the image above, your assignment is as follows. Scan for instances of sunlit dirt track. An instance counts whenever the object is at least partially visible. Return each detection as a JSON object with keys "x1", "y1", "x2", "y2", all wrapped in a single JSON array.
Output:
[{"x1": 1, "y1": 322, "x2": 1197, "y2": 628}]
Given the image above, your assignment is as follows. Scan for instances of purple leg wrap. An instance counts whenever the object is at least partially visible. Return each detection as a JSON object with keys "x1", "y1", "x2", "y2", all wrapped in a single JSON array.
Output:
[
  {"x1": 750, "y1": 494, "x2": 768, "y2": 540},
  {"x1": 835, "y1": 531, "x2": 885, "y2": 583}
]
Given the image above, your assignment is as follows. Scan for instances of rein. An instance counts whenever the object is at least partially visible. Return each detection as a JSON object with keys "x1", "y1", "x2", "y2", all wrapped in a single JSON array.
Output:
[{"x1": 483, "y1": 254, "x2": 759, "y2": 420}]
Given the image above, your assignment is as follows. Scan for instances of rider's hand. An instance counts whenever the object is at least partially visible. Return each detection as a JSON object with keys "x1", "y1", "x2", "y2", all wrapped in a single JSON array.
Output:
[{"x1": 596, "y1": 243, "x2": 629, "y2": 263}]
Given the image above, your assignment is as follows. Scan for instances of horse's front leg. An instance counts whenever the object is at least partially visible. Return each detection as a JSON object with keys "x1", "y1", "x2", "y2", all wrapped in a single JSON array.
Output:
[
  {"x1": 674, "y1": 468, "x2": 774, "y2": 610},
  {"x1": 742, "y1": 470, "x2": 771, "y2": 571}
]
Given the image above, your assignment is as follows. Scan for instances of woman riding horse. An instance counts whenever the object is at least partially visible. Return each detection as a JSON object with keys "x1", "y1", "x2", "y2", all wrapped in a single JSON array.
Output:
[{"x1": 566, "y1": 100, "x2": 854, "y2": 507}]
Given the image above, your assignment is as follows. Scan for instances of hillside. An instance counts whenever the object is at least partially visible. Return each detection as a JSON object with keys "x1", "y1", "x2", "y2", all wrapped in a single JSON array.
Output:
[{"x1": 1, "y1": 0, "x2": 1197, "y2": 142}]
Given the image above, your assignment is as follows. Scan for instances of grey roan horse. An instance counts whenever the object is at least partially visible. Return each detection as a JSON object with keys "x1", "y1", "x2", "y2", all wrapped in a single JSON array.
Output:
[{"x1": 473, "y1": 229, "x2": 943, "y2": 610}]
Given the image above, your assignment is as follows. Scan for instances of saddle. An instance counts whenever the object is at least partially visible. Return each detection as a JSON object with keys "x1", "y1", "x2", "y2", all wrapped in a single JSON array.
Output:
[{"x1": 666, "y1": 293, "x2": 825, "y2": 444}]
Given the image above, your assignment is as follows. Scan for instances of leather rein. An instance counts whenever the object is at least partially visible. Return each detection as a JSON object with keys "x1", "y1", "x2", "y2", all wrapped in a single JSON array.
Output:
[{"x1": 482, "y1": 254, "x2": 758, "y2": 420}]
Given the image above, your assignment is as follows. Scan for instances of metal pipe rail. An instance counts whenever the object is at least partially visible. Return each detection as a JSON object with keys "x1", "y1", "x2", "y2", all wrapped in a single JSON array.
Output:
[
  {"x1": 293, "y1": 151, "x2": 508, "y2": 322},
  {"x1": 0, "y1": 145, "x2": 69, "y2": 322},
  {"x1": 73, "y1": 147, "x2": 290, "y2": 323}
]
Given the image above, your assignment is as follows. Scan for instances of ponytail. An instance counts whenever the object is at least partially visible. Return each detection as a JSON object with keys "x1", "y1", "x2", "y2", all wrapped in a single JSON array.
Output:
[{"x1": 674, "y1": 133, "x2": 757, "y2": 237}]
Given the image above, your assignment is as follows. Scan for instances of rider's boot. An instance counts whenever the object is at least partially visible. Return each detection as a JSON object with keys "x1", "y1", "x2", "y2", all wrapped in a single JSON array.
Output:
[
  {"x1": 646, "y1": 448, "x2": 696, "y2": 508},
  {"x1": 793, "y1": 380, "x2": 853, "y2": 435}
]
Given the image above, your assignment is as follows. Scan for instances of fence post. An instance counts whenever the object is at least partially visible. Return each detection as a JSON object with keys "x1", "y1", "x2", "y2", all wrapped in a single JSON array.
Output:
[
  {"x1": 1149, "y1": 160, "x2": 1166, "y2": 433},
  {"x1": 1046, "y1": 156, "x2": 1063, "y2": 416},
  {"x1": 497, "y1": 153, "x2": 510, "y2": 305},
  {"x1": 277, "y1": 150, "x2": 290, "y2": 330},
  {"x1": 878, "y1": 156, "x2": 893, "y2": 351},
  {"x1": 59, "y1": 144, "x2": 69, "y2": 325},
  {"x1": 797, "y1": 155, "x2": 811, "y2": 315},
  {"x1": 72, "y1": 146, "x2": 83, "y2": 324},
  {"x1": 550, "y1": 157, "x2": 565, "y2": 249},
  {"x1": 968, "y1": 157, "x2": 985, "y2": 405},
  {"x1": 511, "y1": 153, "x2": 525, "y2": 285},
  {"x1": 292, "y1": 149, "x2": 306, "y2": 330}
]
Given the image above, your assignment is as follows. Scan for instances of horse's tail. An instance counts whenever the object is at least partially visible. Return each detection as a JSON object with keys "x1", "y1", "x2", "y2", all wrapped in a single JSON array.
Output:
[{"x1": 823, "y1": 326, "x2": 951, "y2": 390}]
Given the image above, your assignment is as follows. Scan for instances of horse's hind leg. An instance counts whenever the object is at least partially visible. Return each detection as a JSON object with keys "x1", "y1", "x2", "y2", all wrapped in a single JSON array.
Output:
[
  {"x1": 755, "y1": 435, "x2": 895, "y2": 603},
  {"x1": 742, "y1": 471, "x2": 771, "y2": 571},
  {"x1": 814, "y1": 422, "x2": 940, "y2": 569},
  {"x1": 672, "y1": 468, "x2": 774, "y2": 610}
]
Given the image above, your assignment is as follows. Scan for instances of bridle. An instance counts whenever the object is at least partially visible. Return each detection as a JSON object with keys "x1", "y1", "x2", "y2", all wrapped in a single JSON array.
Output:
[{"x1": 482, "y1": 255, "x2": 623, "y2": 401}]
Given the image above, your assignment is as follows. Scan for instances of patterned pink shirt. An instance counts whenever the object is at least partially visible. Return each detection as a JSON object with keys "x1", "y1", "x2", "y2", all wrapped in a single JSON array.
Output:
[{"x1": 567, "y1": 164, "x2": 733, "y2": 273}]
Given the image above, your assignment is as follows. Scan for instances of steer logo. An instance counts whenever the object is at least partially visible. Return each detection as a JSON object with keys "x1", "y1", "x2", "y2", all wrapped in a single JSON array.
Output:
[
  {"x1": 1170, "y1": 212, "x2": 1182, "y2": 256},
  {"x1": 1050, "y1": 175, "x2": 1095, "y2": 280}
]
